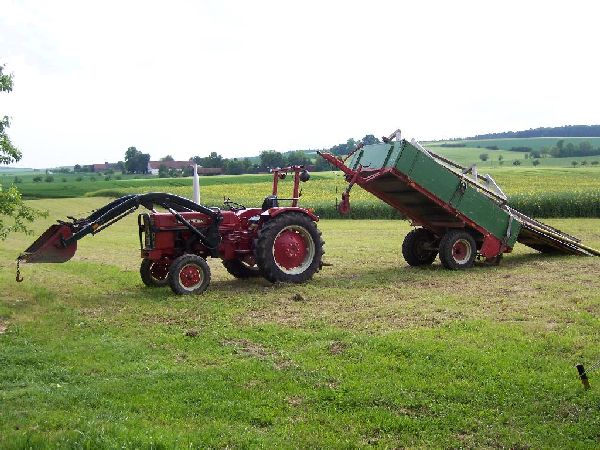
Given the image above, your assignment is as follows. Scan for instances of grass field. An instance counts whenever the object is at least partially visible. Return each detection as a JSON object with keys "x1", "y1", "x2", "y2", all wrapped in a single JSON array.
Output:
[
  {"x1": 1, "y1": 198, "x2": 600, "y2": 447},
  {"x1": 427, "y1": 137, "x2": 600, "y2": 152},
  {"x1": 425, "y1": 145, "x2": 600, "y2": 168}
]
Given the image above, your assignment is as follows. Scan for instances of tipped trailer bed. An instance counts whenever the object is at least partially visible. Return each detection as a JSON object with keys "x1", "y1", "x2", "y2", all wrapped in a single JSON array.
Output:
[{"x1": 319, "y1": 133, "x2": 599, "y2": 269}]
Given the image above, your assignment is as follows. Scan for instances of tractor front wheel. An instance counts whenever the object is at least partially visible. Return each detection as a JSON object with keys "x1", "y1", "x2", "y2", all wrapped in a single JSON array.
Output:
[
  {"x1": 168, "y1": 254, "x2": 211, "y2": 295},
  {"x1": 402, "y1": 228, "x2": 438, "y2": 266},
  {"x1": 140, "y1": 259, "x2": 169, "y2": 287},
  {"x1": 255, "y1": 213, "x2": 324, "y2": 283},
  {"x1": 438, "y1": 230, "x2": 477, "y2": 270}
]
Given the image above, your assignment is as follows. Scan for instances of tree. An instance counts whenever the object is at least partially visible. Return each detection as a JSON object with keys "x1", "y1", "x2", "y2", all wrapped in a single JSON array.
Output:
[
  {"x1": 361, "y1": 134, "x2": 380, "y2": 146},
  {"x1": 571, "y1": 160, "x2": 578, "y2": 167},
  {"x1": 160, "y1": 155, "x2": 174, "y2": 161},
  {"x1": 498, "y1": 154, "x2": 504, "y2": 166},
  {"x1": 190, "y1": 151, "x2": 224, "y2": 168},
  {"x1": 260, "y1": 150, "x2": 284, "y2": 170},
  {"x1": 479, "y1": 153, "x2": 489, "y2": 162},
  {"x1": 224, "y1": 158, "x2": 245, "y2": 175},
  {"x1": 285, "y1": 150, "x2": 310, "y2": 166},
  {"x1": 0, "y1": 65, "x2": 45, "y2": 239},
  {"x1": 532, "y1": 159, "x2": 541, "y2": 166},
  {"x1": 124, "y1": 146, "x2": 150, "y2": 173}
]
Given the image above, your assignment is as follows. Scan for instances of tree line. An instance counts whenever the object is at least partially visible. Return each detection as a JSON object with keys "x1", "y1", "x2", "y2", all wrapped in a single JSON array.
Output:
[
  {"x1": 71, "y1": 134, "x2": 383, "y2": 176},
  {"x1": 466, "y1": 125, "x2": 600, "y2": 140}
]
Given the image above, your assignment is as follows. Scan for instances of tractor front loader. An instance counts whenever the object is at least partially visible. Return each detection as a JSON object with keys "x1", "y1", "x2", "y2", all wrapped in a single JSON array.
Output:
[{"x1": 18, "y1": 166, "x2": 325, "y2": 295}]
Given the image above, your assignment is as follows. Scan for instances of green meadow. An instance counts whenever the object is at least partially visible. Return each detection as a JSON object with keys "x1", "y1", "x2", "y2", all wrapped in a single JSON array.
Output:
[{"x1": 1, "y1": 198, "x2": 599, "y2": 448}]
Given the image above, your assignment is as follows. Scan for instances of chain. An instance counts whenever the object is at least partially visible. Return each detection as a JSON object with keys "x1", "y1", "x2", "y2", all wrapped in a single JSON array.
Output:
[
  {"x1": 15, "y1": 258, "x2": 23, "y2": 282},
  {"x1": 581, "y1": 358, "x2": 600, "y2": 376}
]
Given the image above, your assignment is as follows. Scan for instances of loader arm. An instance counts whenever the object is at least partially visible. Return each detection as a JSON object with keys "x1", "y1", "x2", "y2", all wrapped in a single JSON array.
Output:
[{"x1": 19, "y1": 193, "x2": 223, "y2": 264}]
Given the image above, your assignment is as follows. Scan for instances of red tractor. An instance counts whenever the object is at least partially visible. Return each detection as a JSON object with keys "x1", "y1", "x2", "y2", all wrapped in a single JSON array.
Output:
[{"x1": 18, "y1": 166, "x2": 325, "y2": 295}]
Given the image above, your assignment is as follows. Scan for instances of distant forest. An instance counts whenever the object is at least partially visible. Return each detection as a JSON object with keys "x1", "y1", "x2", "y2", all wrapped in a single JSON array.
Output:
[{"x1": 465, "y1": 125, "x2": 600, "y2": 140}]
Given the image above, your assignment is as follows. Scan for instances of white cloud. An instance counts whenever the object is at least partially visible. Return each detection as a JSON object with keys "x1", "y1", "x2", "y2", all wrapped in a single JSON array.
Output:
[{"x1": 1, "y1": 0, "x2": 599, "y2": 167}]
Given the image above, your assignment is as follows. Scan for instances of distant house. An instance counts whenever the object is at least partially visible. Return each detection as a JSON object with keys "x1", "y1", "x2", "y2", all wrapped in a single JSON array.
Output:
[
  {"x1": 91, "y1": 162, "x2": 118, "y2": 172},
  {"x1": 147, "y1": 161, "x2": 223, "y2": 176}
]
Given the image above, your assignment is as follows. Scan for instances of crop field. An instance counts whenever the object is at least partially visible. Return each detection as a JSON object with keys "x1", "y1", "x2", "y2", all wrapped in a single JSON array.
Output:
[{"x1": 1, "y1": 197, "x2": 599, "y2": 448}]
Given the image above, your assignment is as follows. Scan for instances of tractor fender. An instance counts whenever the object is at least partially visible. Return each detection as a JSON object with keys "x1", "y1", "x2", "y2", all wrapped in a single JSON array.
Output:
[{"x1": 260, "y1": 207, "x2": 319, "y2": 222}]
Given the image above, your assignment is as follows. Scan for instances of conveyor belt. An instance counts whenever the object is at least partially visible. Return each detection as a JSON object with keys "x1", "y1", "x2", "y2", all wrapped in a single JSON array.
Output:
[{"x1": 507, "y1": 206, "x2": 600, "y2": 256}]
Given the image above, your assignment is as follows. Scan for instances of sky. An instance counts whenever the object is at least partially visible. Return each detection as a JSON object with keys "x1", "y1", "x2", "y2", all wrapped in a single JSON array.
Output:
[{"x1": 1, "y1": 0, "x2": 599, "y2": 168}]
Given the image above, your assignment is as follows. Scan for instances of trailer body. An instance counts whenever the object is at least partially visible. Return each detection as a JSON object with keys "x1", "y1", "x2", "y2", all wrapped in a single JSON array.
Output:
[{"x1": 321, "y1": 137, "x2": 599, "y2": 268}]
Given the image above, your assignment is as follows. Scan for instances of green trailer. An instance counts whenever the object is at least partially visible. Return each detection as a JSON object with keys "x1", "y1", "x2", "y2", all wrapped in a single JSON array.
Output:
[{"x1": 319, "y1": 131, "x2": 599, "y2": 269}]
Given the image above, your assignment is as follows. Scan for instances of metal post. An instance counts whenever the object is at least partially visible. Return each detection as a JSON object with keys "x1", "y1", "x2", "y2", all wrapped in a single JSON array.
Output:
[{"x1": 192, "y1": 164, "x2": 200, "y2": 204}]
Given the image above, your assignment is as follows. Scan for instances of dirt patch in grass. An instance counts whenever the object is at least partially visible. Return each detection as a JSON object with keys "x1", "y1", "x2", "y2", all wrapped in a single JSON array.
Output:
[
  {"x1": 0, "y1": 320, "x2": 7, "y2": 334},
  {"x1": 222, "y1": 338, "x2": 295, "y2": 370},
  {"x1": 328, "y1": 341, "x2": 347, "y2": 355}
]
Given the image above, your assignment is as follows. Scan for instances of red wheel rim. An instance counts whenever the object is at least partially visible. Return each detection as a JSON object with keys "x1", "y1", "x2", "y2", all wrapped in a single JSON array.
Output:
[
  {"x1": 452, "y1": 239, "x2": 472, "y2": 264},
  {"x1": 179, "y1": 264, "x2": 203, "y2": 289},
  {"x1": 273, "y1": 229, "x2": 307, "y2": 270},
  {"x1": 150, "y1": 262, "x2": 169, "y2": 280}
]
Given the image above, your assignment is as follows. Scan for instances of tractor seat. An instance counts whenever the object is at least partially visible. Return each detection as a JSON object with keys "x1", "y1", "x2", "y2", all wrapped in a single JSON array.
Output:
[{"x1": 262, "y1": 195, "x2": 279, "y2": 210}]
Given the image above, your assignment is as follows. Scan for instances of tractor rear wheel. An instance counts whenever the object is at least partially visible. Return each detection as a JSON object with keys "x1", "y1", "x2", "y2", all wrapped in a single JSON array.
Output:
[
  {"x1": 255, "y1": 212, "x2": 324, "y2": 283},
  {"x1": 140, "y1": 259, "x2": 169, "y2": 287},
  {"x1": 222, "y1": 259, "x2": 261, "y2": 278},
  {"x1": 168, "y1": 254, "x2": 211, "y2": 295},
  {"x1": 402, "y1": 228, "x2": 438, "y2": 266},
  {"x1": 438, "y1": 230, "x2": 477, "y2": 270}
]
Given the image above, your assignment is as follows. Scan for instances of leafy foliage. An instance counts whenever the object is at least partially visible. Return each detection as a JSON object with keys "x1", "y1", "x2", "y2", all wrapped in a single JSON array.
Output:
[
  {"x1": 124, "y1": 147, "x2": 150, "y2": 173},
  {"x1": 0, "y1": 65, "x2": 45, "y2": 239}
]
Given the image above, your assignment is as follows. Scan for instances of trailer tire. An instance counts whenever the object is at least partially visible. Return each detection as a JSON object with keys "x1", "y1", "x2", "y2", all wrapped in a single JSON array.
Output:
[
  {"x1": 140, "y1": 259, "x2": 169, "y2": 287},
  {"x1": 222, "y1": 259, "x2": 261, "y2": 278},
  {"x1": 402, "y1": 228, "x2": 438, "y2": 266},
  {"x1": 438, "y1": 230, "x2": 477, "y2": 270},
  {"x1": 168, "y1": 254, "x2": 211, "y2": 295},
  {"x1": 255, "y1": 212, "x2": 324, "y2": 283}
]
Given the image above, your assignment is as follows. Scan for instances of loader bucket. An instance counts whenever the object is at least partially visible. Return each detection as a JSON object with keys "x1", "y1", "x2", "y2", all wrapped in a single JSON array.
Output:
[{"x1": 19, "y1": 224, "x2": 77, "y2": 263}]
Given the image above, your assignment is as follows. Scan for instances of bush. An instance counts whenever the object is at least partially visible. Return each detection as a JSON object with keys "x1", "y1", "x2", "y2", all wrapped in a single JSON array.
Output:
[
  {"x1": 591, "y1": 161, "x2": 599, "y2": 166},
  {"x1": 62, "y1": 177, "x2": 67, "y2": 182},
  {"x1": 581, "y1": 160, "x2": 588, "y2": 166},
  {"x1": 90, "y1": 176, "x2": 97, "y2": 182},
  {"x1": 115, "y1": 175, "x2": 122, "y2": 180},
  {"x1": 512, "y1": 160, "x2": 522, "y2": 166},
  {"x1": 510, "y1": 146, "x2": 532, "y2": 152},
  {"x1": 13, "y1": 176, "x2": 22, "y2": 183},
  {"x1": 104, "y1": 176, "x2": 112, "y2": 181},
  {"x1": 33, "y1": 175, "x2": 42, "y2": 182},
  {"x1": 45, "y1": 175, "x2": 54, "y2": 182},
  {"x1": 479, "y1": 153, "x2": 489, "y2": 162},
  {"x1": 485, "y1": 145, "x2": 499, "y2": 150},
  {"x1": 571, "y1": 161, "x2": 579, "y2": 167},
  {"x1": 532, "y1": 159, "x2": 541, "y2": 166},
  {"x1": 76, "y1": 176, "x2": 83, "y2": 182}
]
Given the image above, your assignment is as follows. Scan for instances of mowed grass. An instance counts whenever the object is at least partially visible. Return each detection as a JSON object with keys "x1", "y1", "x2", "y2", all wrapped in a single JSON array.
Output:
[{"x1": 1, "y1": 198, "x2": 600, "y2": 448}]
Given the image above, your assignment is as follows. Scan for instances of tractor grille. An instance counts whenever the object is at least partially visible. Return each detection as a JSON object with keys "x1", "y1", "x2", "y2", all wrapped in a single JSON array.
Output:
[{"x1": 138, "y1": 213, "x2": 154, "y2": 250}]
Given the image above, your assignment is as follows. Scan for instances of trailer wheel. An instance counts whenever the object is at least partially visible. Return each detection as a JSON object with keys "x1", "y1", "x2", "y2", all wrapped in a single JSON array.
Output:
[
  {"x1": 168, "y1": 254, "x2": 211, "y2": 295},
  {"x1": 140, "y1": 259, "x2": 169, "y2": 287},
  {"x1": 222, "y1": 259, "x2": 261, "y2": 278},
  {"x1": 255, "y1": 212, "x2": 324, "y2": 283},
  {"x1": 402, "y1": 228, "x2": 438, "y2": 266},
  {"x1": 439, "y1": 230, "x2": 477, "y2": 270}
]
